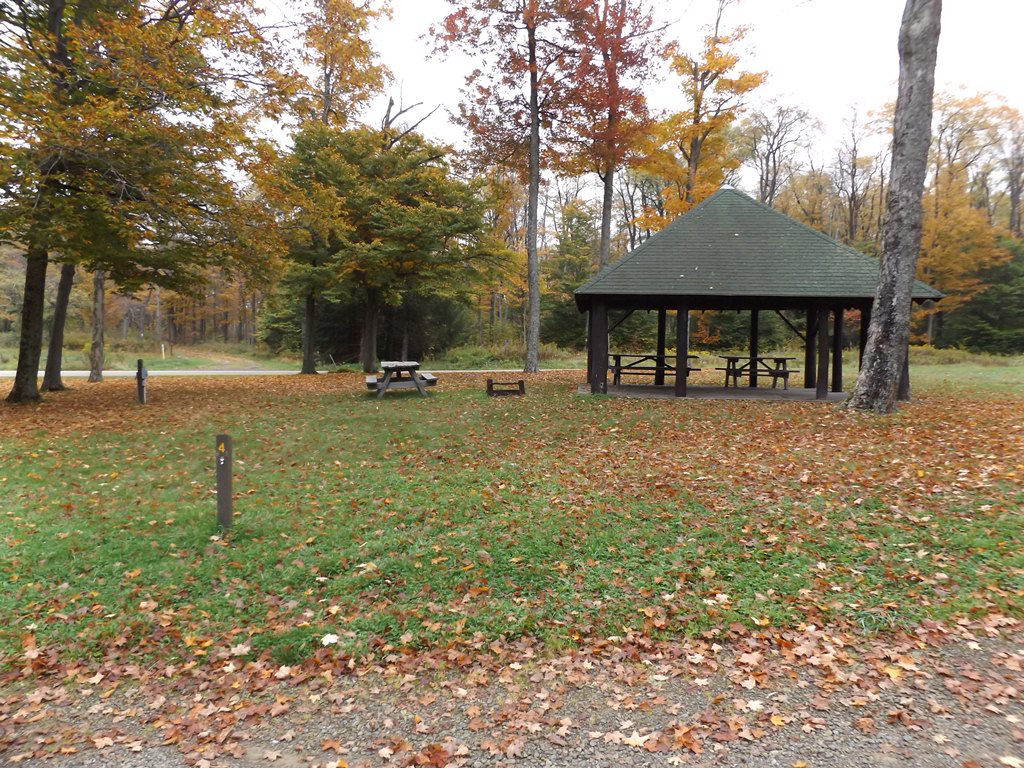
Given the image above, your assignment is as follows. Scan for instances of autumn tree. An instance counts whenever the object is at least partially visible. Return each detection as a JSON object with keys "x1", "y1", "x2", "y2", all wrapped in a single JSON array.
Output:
[
  {"x1": 272, "y1": 122, "x2": 498, "y2": 372},
  {"x1": 278, "y1": 0, "x2": 390, "y2": 374},
  {"x1": 940, "y1": 237, "x2": 1024, "y2": 353},
  {"x1": 917, "y1": 93, "x2": 1009, "y2": 342},
  {"x1": 40, "y1": 263, "x2": 75, "y2": 390},
  {"x1": 637, "y1": 1, "x2": 764, "y2": 229},
  {"x1": 0, "y1": 0, "x2": 288, "y2": 402},
  {"x1": 848, "y1": 0, "x2": 942, "y2": 414},
  {"x1": 738, "y1": 102, "x2": 812, "y2": 208},
  {"x1": 616, "y1": 170, "x2": 666, "y2": 249},
  {"x1": 435, "y1": 0, "x2": 569, "y2": 372},
  {"x1": 832, "y1": 111, "x2": 878, "y2": 244},
  {"x1": 541, "y1": 198, "x2": 596, "y2": 347},
  {"x1": 557, "y1": 0, "x2": 659, "y2": 267},
  {"x1": 997, "y1": 107, "x2": 1024, "y2": 237},
  {"x1": 471, "y1": 167, "x2": 528, "y2": 345},
  {"x1": 775, "y1": 160, "x2": 840, "y2": 234}
]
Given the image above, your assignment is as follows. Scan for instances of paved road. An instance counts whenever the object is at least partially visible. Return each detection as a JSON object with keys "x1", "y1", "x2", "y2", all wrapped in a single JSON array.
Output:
[
  {"x1": 0, "y1": 369, "x2": 301, "y2": 378},
  {"x1": 0, "y1": 368, "x2": 577, "y2": 378}
]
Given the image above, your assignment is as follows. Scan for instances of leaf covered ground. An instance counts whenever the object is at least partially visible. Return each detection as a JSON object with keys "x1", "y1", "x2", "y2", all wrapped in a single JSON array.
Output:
[{"x1": 0, "y1": 366, "x2": 1022, "y2": 765}]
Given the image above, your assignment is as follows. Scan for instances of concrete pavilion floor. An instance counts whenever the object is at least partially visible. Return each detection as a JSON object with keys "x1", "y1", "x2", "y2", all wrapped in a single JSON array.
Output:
[{"x1": 576, "y1": 382, "x2": 849, "y2": 402}]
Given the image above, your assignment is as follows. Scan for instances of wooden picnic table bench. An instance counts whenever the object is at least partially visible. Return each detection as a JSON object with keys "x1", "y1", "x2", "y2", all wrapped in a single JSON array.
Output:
[
  {"x1": 365, "y1": 361, "x2": 437, "y2": 397},
  {"x1": 715, "y1": 355, "x2": 799, "y2": 389},
  {"x1": 610, "y1": 353, "x2": 700, "y2": 385}
]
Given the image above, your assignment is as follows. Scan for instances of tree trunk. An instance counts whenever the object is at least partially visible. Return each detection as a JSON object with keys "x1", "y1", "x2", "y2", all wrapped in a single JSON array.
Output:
[
  {"x1": 400, "y1": 317, "x2": 410, "y2": 360},
  {"x1": 5, "y1": 246, "x2": 48, "y2": 403},
  {"x1": 300, "y1": 290, "x2": 317, "y2": 374},
  {"x1": 599, "y1": 166, "x2": 615, "y2": 268},
  {"x1": 88, "y1": 270, "x2": 105, "y2": 383},
  {"x1": 1008, "y1": 180, "x2": 1021, "y2": 237},
  {"x1": 359, "y1": 296, "x2": 379, "y2": 373},
  {"x1": 154, "y1": 285, "x2": 163, "y2": 349},
  {"x1": 847, "y1": 0, "x2": 941, "y2": 413},
  {"x1": 236, "y1": 284, "x2": 246, "y2": 343},
  {"x1": 41, "y1": 262, "x2": 75, "y2": 392},
  {"x1": 524, "y1": 23, "x2": 541, "y2": 374}
]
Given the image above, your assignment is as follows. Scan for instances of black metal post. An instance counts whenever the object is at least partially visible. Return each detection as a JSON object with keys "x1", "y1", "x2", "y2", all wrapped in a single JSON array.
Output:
[
  {"x1": 216, "y1": 434, "x2": 232, "y2": 530},
  {"x1": 135, "y1": 359, "x2": 148, "y2": 404}
]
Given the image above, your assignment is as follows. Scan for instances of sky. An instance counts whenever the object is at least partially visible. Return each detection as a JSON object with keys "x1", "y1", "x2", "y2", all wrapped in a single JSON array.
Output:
[{"x1": 351, "y1": 0, "x2": 1024, "y2": 173}]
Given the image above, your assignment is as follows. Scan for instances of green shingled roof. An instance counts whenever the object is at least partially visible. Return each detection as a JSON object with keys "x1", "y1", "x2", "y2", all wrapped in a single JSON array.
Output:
[{"x1": 575, "y1": 187, "x2": 942, "y2": 304}]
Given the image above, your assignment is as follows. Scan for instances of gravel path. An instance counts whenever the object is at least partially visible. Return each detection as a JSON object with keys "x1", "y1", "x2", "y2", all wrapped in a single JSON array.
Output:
[{"x1": 4, "y1": 632, "x2": 1022, "y2": 768}]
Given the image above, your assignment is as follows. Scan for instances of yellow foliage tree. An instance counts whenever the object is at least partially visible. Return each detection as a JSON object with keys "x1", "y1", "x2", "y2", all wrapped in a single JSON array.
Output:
[
  {"x1": 917, "y1": 93, "x2": 1010, "y2": 341},
  {"x1": 637, "y1": 5, "x2": 764, "y2": 231}
]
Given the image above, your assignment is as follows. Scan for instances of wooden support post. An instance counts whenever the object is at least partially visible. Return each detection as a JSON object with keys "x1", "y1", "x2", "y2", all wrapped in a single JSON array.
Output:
[
  {"x1": 586, "y1": 309, "x2": 594, "y2": 384},
  {"x1": 655, "y1": 308, "x2": 667, "y2": 386},
  {"x1": 749, "y1": 310, "x2": 759, "y2": 387},
  {"x1": 674, "y1": 303, "x2": 689, "y2": 397},
  {"x1": 804, "y1": 306, "x2": 817, "y2": 389},
  {"x1": 831, "y1": 307, "x2": 843, "y2": 393},
  {"x1": 859, "y1": 304, "x2": 871, "y2": 367},
  {"x1": 816, "y1": 306, "x2": 830, "y2": 400},
  {"x1": 216, "y1": 434, "x2": 232, "y2": 530},
  {"x1": 590, "y1": 301, "x2": 608, "y2": 395}
]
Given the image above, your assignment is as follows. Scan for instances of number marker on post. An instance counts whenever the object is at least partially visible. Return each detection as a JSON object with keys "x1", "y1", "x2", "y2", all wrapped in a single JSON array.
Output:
[{"x1": 216, "y1": 434, "x2": 232, "y2": 530}]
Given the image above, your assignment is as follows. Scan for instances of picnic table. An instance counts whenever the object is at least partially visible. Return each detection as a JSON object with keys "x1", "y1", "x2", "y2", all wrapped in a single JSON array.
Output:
[
  {"x1": 365, "y1": 361, "x2": 437, "y2": 398},
  {"x1": 610, "y1": 353, "x2": 700, "y2": 385},
  {"x1": 716, "y1": 355, "x2": 799, "y2": 389}
]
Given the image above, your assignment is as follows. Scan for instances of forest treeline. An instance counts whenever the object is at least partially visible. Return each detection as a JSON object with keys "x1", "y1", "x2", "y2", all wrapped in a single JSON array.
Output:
[{"x1": 2, "y1": 0, "x2": 1022, "y2": 400}]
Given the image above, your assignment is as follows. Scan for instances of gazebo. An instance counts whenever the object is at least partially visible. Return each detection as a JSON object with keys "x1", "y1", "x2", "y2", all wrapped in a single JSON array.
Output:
[{"x1": 575, "y1": 187, "x2": 942, "y2": 399}]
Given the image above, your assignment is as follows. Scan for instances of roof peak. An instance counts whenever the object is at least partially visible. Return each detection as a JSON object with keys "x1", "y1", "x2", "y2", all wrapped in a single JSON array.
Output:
[{"x1": 574, "y1": 186, "x2": 943, "y2": 303}]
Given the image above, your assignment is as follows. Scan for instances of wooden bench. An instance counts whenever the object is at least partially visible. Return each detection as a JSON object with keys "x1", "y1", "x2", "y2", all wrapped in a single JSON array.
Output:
[
  {"x1": 486, "y1": 379, "x2": 525, "y2": 397},
  {"x1": 615, "y1": 366, "x2": 701, "y2": 383}
]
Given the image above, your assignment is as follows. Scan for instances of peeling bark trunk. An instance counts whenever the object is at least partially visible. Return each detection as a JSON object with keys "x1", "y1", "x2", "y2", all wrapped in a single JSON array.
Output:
[
  {"x1": 524, "y1": 22, "x2": 541, "y2": 374},
  {"x1": 847, "y1": 0, "x2": 941, "y2": 413},
  {"x1": 300, "y1": 290, "x2": 317, "y2": 374},
  {"x1": 88, "y1": 270, "x2": 105, "y2": 383},
  {"x1": 41, "y1": 263, "x2": 75, "y2": 392},
  {"x1": 5, "y1": 246, "x2": 48, "y2": 403}
]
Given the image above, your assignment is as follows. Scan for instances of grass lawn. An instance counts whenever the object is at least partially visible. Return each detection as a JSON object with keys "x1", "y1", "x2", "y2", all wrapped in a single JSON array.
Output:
[{"x1": 0, "y1": 363, "x2": 1021, "y2": 670}]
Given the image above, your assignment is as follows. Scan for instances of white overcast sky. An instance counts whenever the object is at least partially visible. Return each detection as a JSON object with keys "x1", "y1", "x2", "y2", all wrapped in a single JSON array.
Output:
[{"x1": 339, "y1": 0, "x2": 1023, "y2": 168}]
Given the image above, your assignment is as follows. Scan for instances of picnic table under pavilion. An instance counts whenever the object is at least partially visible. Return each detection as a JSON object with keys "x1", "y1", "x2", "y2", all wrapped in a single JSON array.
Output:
[{"x1": 574, "y1": 187, "x2": 943, "y2": 401}]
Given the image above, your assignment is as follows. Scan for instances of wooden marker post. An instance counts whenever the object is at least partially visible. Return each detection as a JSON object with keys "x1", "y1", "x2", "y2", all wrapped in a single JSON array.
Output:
[
  {"x1": 216, "y1": 434, "x2": 232, "y2": 530},
  {"x1": 135, "y1": 359, "x2": 148, "y2": 404}
]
